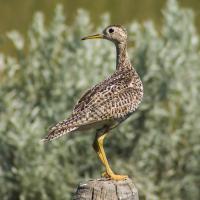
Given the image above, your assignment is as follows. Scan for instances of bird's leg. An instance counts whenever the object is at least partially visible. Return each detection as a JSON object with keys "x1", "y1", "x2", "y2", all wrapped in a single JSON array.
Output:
[
  {"x1": 93, "y1": 133, "x2": 114, "y2": 177},
  {"x1": 93, "y1": 130, "x2": 128, "y2": 181}
]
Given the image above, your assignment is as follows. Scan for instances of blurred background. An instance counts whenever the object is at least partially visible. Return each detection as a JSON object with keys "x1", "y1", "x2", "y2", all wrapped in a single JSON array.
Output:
[
  {"x1": 0, "y1": 0, "x2": 200, "y2": 33},
  {"x1": 0, "y1": 0, "x2": 200, "y2": 200},
  {"x1": 1, "y1": 0, "x2": 200, "y2": 54}
]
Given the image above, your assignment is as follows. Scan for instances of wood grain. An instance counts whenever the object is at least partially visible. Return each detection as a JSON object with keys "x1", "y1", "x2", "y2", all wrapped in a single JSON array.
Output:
[{"x1": 73, "y1": 178, "x2": 139, "y2": 200}]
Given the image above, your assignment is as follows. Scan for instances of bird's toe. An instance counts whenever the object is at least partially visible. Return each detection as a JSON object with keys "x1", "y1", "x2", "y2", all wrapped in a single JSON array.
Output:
[{"x1": 101, "y1": 171, "x2": 128, "y2": 181}]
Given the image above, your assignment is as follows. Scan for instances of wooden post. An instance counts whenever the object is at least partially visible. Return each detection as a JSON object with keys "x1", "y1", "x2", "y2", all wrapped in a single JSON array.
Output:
[{"x1": 73, "y1": 178, "x2": 139, "y2": 200}]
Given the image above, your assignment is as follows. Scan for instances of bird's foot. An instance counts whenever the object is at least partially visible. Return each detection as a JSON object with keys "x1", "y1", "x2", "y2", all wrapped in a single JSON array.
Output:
[
  {"x1": 101, "y1": 171, "x2": 110, "y2": 178},
  {"x1": 101, "y1": 171, "x2": 128, "y2": 181}
]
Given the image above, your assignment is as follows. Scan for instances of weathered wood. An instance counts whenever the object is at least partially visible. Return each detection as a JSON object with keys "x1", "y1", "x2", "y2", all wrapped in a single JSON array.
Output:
[{"x1": 73, "y1": 178, "x2": 139, "y2": 200}]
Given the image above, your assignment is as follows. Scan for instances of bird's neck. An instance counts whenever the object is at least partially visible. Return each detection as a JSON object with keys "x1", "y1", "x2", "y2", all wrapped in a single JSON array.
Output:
[{"x1": 116, "y1": 42, "x2": 132, "y2": 71}]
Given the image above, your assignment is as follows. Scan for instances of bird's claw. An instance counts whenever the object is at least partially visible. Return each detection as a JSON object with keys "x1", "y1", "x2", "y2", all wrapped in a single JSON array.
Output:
[
  {"x1": 101, "y1": 171, "x2": 128, "y2": 181},
  {"x1": 101, "y1": 171, "x2": 110, "y2": 178}
]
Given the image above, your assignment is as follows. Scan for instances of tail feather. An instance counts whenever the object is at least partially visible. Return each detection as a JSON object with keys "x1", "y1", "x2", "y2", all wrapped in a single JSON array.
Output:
[
  {"x1": 41, "y1": 109, "x2": 96, "y2": 143},
  {"x1": 41, "y1": 120, "x2": 78, "y2": 143}
]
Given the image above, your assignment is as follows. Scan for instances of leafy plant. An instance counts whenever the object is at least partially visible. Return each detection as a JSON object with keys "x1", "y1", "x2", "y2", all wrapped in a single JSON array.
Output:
[{"x1": 0, "y1": 0, "x2": 199, "y2": 199}]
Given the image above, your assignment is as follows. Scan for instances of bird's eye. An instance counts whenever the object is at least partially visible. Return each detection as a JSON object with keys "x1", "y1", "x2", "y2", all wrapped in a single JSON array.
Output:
[{"x1": 108, "y1": 28, "x2": 114, "y2": 33}]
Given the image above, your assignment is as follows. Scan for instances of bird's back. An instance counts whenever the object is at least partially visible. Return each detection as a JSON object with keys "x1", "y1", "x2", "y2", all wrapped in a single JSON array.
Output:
[{"x1": 73, "y1": 68, "x2": 143, "y2": 116}]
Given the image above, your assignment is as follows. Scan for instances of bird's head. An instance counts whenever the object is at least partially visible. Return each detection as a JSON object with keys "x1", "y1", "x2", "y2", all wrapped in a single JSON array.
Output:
[{"x1": 81, "y1": 25, "x2": 127, "y2": 44}]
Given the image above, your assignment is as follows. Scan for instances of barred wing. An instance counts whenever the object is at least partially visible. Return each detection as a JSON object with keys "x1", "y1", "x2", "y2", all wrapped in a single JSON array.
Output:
[{"x1": 69, "y1": 87, "x2": 140, "y2": 128}]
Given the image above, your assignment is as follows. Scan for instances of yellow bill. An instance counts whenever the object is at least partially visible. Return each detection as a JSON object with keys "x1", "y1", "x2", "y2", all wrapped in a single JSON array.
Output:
[{"x1": 81, "y1": 34, "x2": 104, "y2": 40}]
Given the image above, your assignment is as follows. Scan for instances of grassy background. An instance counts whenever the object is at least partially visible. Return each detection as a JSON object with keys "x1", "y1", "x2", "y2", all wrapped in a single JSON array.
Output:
[{"x1": 0, "y1": 0, "x2": 200, "y2": 199}]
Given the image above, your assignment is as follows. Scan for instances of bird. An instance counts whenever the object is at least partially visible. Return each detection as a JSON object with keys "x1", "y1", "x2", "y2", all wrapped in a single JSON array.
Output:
[{"x1": 41, "y1": 25, "x2": 143, "y2": 181}]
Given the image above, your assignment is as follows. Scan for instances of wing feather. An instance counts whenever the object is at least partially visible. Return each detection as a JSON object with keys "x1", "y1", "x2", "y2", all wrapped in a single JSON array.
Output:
[
  {"x1": 73, "y1": 70, "x2": 132, "y2": 113},
  {"x1": 69, "y1": 87, "x2": 139, "y2": 128}
]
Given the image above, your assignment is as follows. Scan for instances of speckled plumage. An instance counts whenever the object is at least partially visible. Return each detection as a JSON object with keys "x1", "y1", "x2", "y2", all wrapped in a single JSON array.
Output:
[{"x1": 42, "y1": 25, "x2": 143, "y2": 144}]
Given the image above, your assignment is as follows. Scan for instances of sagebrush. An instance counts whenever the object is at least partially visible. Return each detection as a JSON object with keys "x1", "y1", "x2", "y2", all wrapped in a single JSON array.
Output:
[{"x1": 0, "y1": 0, "x2": 199, "y2": 199}]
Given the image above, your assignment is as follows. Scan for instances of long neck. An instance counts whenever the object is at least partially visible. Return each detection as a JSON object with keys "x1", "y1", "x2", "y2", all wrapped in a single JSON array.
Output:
[{"x1": 116, "y1": 42, "x2": 132, "y2": 70}]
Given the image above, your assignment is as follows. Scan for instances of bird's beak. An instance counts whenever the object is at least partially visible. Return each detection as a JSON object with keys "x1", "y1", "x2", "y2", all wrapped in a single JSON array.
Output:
[{"x1": 81, "y1": 34, "x2": 104, "y2": 40}]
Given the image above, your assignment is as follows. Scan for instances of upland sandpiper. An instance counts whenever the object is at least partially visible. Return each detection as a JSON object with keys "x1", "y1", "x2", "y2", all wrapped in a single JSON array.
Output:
[{"x1": 42, "y1": 25, "x2": 143, "y2": 181}]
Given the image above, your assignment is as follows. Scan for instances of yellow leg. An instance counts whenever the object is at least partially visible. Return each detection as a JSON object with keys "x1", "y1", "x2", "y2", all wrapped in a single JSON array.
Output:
[{"x1": 93, "y1": 131, "x2": 128, "y2": 181}]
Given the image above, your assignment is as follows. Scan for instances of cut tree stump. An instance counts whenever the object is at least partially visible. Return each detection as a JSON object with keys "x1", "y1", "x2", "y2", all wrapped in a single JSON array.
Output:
[{"x1": 73, "y1": 178, "x2": 139, "y2": 200}]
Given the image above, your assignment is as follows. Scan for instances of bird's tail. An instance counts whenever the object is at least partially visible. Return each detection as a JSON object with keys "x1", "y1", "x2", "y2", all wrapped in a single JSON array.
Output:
[{"x1": 41, "y1": 118, "x2": 78, "y2": 143}]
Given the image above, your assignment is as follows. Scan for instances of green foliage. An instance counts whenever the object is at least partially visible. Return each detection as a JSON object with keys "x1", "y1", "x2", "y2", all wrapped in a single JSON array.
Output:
[{"x1": 0, "y1": 0, "x2": 199, "y2": 199}]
